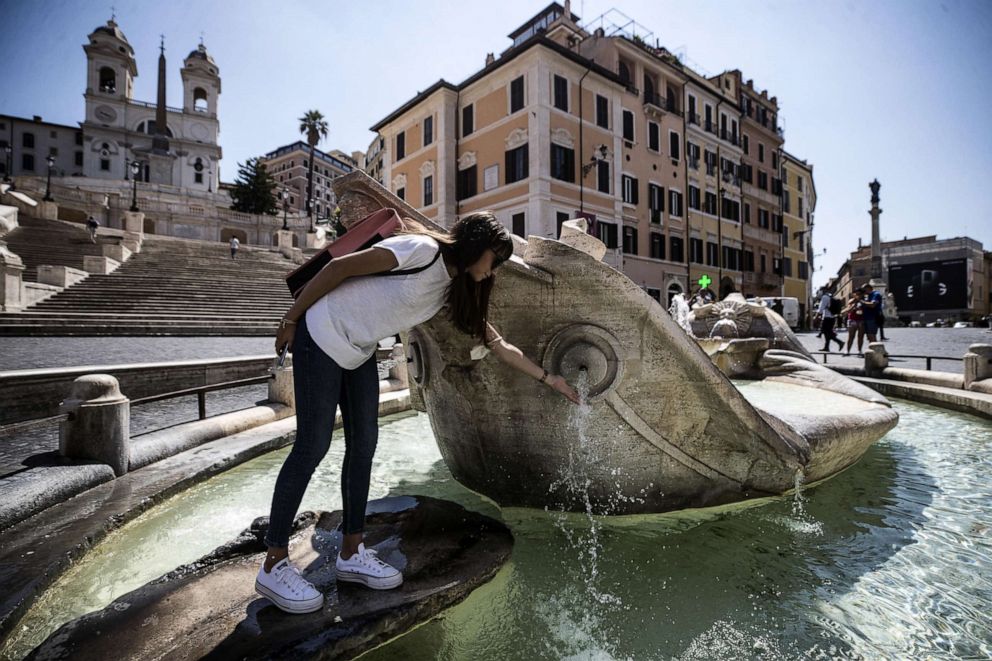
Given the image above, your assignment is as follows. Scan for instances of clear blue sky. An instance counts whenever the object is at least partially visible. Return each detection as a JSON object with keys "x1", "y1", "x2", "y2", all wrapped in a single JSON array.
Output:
[{"x1": 2, "y1": 0, "x2": 990, "y2": 289}]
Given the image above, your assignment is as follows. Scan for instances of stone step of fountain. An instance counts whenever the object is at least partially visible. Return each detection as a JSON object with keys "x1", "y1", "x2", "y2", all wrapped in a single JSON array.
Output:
[{"x1": 26, "y1": 496, "x2": 512, "y2": 661}]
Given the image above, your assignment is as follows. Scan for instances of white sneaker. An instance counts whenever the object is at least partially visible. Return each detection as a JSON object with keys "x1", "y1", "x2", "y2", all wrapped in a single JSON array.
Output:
[
  {"x1": 335, "y1": 543, "x2": 403, "y2": 590},
  {"x1": 255, "y1": 558, "x2": 324, "y2": 613}
]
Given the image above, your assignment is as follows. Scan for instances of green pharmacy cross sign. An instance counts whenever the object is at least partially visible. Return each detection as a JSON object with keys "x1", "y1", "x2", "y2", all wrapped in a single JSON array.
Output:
[{"x1": 697, "y1": 274, "x2": 712, "y2": 289}]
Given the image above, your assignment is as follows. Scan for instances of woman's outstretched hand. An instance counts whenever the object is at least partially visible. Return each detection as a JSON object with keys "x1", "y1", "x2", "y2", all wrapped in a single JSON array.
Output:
[{"x1": 546, "y1": 374, "x2": 581, "y2": 405}]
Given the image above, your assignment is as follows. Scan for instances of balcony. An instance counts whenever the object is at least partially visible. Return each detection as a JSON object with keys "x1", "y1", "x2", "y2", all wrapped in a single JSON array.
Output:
[
  {"x1": 720, "y1": 128, "x2": 740, "y2": 146},
  {"x1": 688, "y1": 112, "x2": 700, "y2": 126},
  {"x1": 703, "y1": 120, "x2": 719, "y2": 137},
  {"x1": 688, "y1": 157, "x2": 699, "y2": 170},
  {"x1": 643, "y1": 92, "x2": 682, "y2": 118},
  {"x1": 742, "y1": 271, "x2": 783, "y2": 291}
]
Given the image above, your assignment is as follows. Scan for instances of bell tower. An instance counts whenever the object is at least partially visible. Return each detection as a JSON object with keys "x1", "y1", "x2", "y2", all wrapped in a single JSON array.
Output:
[
  {"x1": 181, "y1": 42, "x2": 221, "y2": 118},
  {"x1": 83, "y1": 16, "x2": 137, "y2": 102}
]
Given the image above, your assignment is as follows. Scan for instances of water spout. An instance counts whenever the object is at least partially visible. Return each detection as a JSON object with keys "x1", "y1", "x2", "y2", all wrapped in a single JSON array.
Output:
[{"x1": 668, "y1": 293, "x2": 693, "y2": 336}]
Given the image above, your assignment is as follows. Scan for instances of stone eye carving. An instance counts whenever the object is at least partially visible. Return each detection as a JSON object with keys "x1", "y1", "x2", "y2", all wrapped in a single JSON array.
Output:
[{"x1": 541, "y1": 324, "x2": 624, "y2": 401}]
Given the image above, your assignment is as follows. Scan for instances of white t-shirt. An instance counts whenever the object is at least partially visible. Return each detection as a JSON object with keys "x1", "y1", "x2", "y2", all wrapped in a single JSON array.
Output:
[
  {"x1": 818, "y1": 293, "x2": 834, "y2": 318},
  {"x1": 305, "y1": 234, "x2": 451, "y2": 368}
]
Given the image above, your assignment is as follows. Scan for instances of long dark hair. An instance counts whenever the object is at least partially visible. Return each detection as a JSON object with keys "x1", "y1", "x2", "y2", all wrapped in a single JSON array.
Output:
[{"x1": 396, "y1": 211, "x2": 513, "y2": 340}]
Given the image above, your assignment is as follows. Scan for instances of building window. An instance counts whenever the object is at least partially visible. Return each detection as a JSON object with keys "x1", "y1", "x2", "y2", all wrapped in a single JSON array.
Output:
[
  {"x1": 22, "y1": 132, "x2": 35, "y2": 149},
  {"x1": 423, "y1": 175, "x2": 434, "y2": 206},
  {"x1": 622, "y1": 109, "x2": 634, "y2": 142},
  {"x1": 49, "y1": 147, "x2": 58, "y2": 156},
  {"x1": 597, "y1": 221, "x2": 618, "y2": 249},
  {"x1": 650, "y1": 232, "x2": 665, "y2": 260},
  {"x1": 621, "y1": 174, "x2": 638, "y2": 205},
  {"x1": 396, "y1": 187, "x2": 405, "y2": 200},
  {"x1": 706, "y1": 241, "x2": 718, "y2": 266},
  {"x1": 688, "y1": 95, "x2": 697, "y2": 123},
  {"x1": 669, "y1": 189, "x2": 683, "y2": 217},
  {"x1": 595, "y1": 94, "x2": 609, "y2": 129},
  {"x1": 395, "y1": 131, "x2": 405, "y2": 160},
  {"x1": 743, "y1": 250, "x2": 755, "y2": 272},
  {"x1": 99, "y1": 66, "x2": 117, "y2": 93},
  {"x1": 551, "y1": 144, "x2": 574, "y2": 183},
  {"x1": 758, "y1": 143, "x2": 765, "y2": 163},
  {"x1": 670, "y1": 236, "x2": 684, "y2": 262},
  {"x1": 690, "y1": 237, "x2": 704, "y2": 264},
  {"x1": 457, "y1": 165, "x2": 477, "y2": 200},
  {"x1": 512, "y1": 212, "x2": 526, "y2": 238},
  {"x1": 505, "y1": 143, "x2": 529, "y2": 184},
  {"x1": 758, "y1": 170, "x2": 768, "y2": 190},
  {"x1": 462, "y1": 105, "x2": 474, "y2": 136},
  {"x1": 553, "y1": 74, "x2": 568, "y2": 112},
  {"x1": 510, "y1": 76, "x2": 525, "y2": 113},
  {"x1": 758, "y1": 208, "x2": 769, "y2": 228},
  {"x1": 74, "y1": 151, "x2": 83, "y2": 166},
  {"x1": 648, "y1": 121, "x2": 660, "y2": 152},
  {"x1": 622, "y1": 226, "x2": 638, "y2": 255},
  {"x1": 597, "y1": 161, "x2": 610, "y2": 194},
  {"x1": 99, "y1": 158, "x2": 109, "y2": 171},
  {"x1": 760, "y1": 254, "x2": 767, "y2": 273},
  {"x1": 743, "y1": 202, "x2": 751, "y2": 224},
  {"x1": 743, "y1": 134, "x2": 749, "y2": 155},
  {"x1": 22, "y1": 154, "x2": 35, "y2": 171},
  {"x1": 668, "y1": 131, "x2": 681, "y2": 161},
  {"x1": 688, "y1": 185, "x2": 700, "y2": 211},
  {"x1": 649, "y1": 184, "x2": 664, "y2": 223},
  {"x1": 798, "y1": 261, "x2": 809, "y2": 279},
  {"x1": 704, "y1": 191, "x2": 717, "y2": 215},
  {"x1": 774, "y1": 257, "x2": 783, "y2": 276},
  {"x1": 195, "y1": 172, "x2": 203, "y2": 183},
  {"x1": 772, "y1": 152, "x2": 778, "y2": 170},
  {"x1": 783, "y1": 190, "x2": 791, "y2": 214},
  {"x1": 721, "y1": 197, "x2": 740, "y2": 222},
  {"x1": 423, "y1": 116, "x2": 433, "y2": 146},
  {"x1": 556, "y1": 212, "x2": 569, "y2": 238}
]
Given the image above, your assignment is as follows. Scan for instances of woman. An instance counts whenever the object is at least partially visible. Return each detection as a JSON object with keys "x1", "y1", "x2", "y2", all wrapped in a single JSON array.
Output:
[
  {"x1": 255, "y1": 211, "x2": 580, "y2": 614},
  {"x1": 843, "y1": 290, "x2": 866, "y2": 356}
]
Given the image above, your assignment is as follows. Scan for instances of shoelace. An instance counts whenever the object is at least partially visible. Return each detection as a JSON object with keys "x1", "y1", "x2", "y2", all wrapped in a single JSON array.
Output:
[
  {"x1": 357, "y1": 548, "x2": 390, "y2": 572},
  {"x1": 278, "y1": 564, "x2": 315, "y2": 595}
]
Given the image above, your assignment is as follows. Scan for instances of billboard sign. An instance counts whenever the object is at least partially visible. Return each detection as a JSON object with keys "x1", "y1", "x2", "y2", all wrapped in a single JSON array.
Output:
[{"x1": 888, "y1": 259, "x2": 968, "y2": 311}]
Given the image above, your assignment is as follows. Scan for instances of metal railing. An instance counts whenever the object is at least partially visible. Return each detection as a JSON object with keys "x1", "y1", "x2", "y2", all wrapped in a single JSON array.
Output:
[
  {"x1": 809, "y1": 350, "x2": 963, "y2": 371},
  {"x1": 130, "y1": 374, "x2": 275, "y2": 421}
]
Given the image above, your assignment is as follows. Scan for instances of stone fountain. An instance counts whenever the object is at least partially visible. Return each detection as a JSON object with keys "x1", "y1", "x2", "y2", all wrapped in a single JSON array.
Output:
[{"x1": 331, "y1": 172, "x2": 898, "y2": 515}]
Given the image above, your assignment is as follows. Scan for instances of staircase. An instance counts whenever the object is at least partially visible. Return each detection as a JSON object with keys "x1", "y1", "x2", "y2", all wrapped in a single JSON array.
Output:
[
  {"x1": 0, "y1": 228, "x2": 298, "y2": 336},
  {"x1": 1, "y1": 216, "x2": 108, "y2": 282}
]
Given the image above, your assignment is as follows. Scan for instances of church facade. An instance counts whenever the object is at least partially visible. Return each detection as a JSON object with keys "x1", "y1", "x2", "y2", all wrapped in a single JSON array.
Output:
[{"x1": 81, "y1": 17, "x2": 222, "y2": 190}]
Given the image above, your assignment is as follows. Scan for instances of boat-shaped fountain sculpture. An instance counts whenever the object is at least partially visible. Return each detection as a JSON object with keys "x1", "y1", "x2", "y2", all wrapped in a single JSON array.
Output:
[{"x1": 332, "y1": 172, "x2": 898, "y2": 515}]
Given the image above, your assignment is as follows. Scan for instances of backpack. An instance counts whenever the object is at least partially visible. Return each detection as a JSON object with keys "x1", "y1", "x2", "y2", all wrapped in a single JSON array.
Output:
[
  {"x1": 284, "y1": 207, "x2": 439, "y2": 298},
  {"x1": 828, "y1": 295, "x2": 842, "y2": 316}
]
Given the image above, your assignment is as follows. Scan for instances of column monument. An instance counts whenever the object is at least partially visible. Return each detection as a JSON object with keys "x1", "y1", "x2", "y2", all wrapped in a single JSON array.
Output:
[{"x1": 868, "y1": 179, "x2": 897, "y2": 322}]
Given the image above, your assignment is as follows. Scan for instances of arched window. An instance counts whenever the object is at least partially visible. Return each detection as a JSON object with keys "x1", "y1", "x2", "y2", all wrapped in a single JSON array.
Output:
[
  {"x1": 666, "y1": 85, "x2": 678, "y2": 112},
  {"x1": 618, "y1": 61, "x2": 631, "y2": 86},
  {"x1": 643, "y1": 74, "x2": 655, "y2": 102},
  {"x1": 99, "y1": 67, "x2": 117, "y2": 93},
  {"x1": 193, "y1": 88, "x2": 209, "y2": 113}
]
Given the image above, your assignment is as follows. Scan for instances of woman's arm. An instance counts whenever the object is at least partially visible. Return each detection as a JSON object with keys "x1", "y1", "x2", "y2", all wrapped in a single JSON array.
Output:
[
  {"x1": 485, "y1": 323, "x2": 580, "y2": 404},
  {"x1": 275, "y1": 246, "x2": 399, "y2": 353}
]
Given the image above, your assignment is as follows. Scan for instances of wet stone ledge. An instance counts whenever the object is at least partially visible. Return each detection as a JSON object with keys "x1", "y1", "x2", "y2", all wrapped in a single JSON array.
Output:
[{"x1": 27, "y1": 495, "x2": 513, "y2": 660}]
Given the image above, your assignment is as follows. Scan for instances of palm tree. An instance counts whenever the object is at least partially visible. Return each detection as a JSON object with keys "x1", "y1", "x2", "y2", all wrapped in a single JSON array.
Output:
[{"x1": 298, "y1": 109, "x2": 329, "y2": 232}]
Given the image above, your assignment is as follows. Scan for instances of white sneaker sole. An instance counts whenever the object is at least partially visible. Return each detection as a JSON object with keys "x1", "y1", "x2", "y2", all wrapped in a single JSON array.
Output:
[
  {"x1": 335, "y1": 568, "x2": 404, "y2": 590},
  {"x1": 255, "y1": 579, "x2": 324, "y2": 613}
]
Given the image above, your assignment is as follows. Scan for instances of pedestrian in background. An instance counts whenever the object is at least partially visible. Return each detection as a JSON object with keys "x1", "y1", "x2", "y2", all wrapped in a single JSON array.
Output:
[
  {"x1": 230, "y1": 236, "x2": 240, "y2": 260},
  {"x1": 818, "y1": 289, "x2": 844, "y2": 352},
  {"x1": 844, "y1": 291, "x2": 866, "y2": 356}
]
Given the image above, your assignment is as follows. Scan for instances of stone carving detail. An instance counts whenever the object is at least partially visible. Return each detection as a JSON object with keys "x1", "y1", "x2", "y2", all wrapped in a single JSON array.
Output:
[
  {"x1": 457, "y1": 151, "x2": 477, "y2": 170},
  {"x1": 693, "y1": 298, "x2": 754, "y2": 338},
  {"x1": 504, "y1": 127, "x2": 528, "y2": 150},
  {"x1": 391, "y1": 173, "x2": 407, "y2": 191},
  {"x1": 550, "y1": 128, "x2": 574, "y2": 149},
  {"x1": 418, "y1": 160, "x2": 435, "y2": 178}
]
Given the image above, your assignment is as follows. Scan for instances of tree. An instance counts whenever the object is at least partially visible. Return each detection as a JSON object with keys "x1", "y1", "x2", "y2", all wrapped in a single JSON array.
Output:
[
  {"x1": 298, "y1": 109, "x2": 329, "y2": 232},
  {"x1": 229, "y1": 157, "x2": 278, "y2": 216}
]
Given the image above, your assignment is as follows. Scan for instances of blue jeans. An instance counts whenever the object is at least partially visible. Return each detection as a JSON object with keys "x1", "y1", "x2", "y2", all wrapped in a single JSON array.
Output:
[{"x1": 263, "y1": 314, "x2": 380, "y2": 548}]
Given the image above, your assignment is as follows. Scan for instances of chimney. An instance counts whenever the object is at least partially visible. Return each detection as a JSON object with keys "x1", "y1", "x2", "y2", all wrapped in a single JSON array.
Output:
[
  {"x1": 485, "y1": 52, "x2": 495, "y2": 66},
  {"x1": 564, "y1": 0, "x2": 571, "y2": 20}
]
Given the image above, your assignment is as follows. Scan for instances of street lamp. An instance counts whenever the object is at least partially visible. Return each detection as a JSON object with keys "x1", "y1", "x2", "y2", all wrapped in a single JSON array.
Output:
[
  {"x1": 2, "y1": 144, "x2": 11, "y2": 183},
  {"x1": 280, "y1": 187, "x2": 290, "y2": 231},
  {"x1": 129, "y1": 160, "x2": 141, "y2": 212},
  {"x1": 43, "y1": 155, "x2": 56, "y2": 201}
]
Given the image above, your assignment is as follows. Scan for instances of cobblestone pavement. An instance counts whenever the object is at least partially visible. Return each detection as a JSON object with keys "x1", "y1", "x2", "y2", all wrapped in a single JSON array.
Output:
[{"x1": 795, "y1": 325, "x2": 992, "y2": 374}]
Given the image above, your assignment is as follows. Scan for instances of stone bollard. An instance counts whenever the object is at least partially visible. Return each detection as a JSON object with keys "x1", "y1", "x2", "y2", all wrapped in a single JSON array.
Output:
[
  {"x1": 59, "y1": 374, "x2": 130, "y2": 476},
  {"x1": 963, "y1": 344, "x2": 992, "y2": 390},
  {"x1": 268, "y1": 354, "x2": 295, "y2": 410},
  {"x1": 0, "y1": 241, "x2": 25, "y2": 311},
  {"x1": 389, "y1": 343, "x2": 409, "y2": 388},
  {"x1": 864, "y1": 342, "x2": 889, "y2": 376}
]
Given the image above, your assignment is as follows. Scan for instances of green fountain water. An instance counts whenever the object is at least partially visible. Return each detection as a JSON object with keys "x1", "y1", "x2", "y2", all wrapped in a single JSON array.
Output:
[{"x1": 3, "y1": 383, "x2": 990, "y2": 660}]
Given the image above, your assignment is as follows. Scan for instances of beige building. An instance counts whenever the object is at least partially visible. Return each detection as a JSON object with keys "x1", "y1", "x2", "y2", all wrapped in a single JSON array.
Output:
[
  {"x1": 782, "y1": 151, "x2": 816, "y2": 322},
  {"x1": 260, "y1": 141, "x2": 354, "y2": 218},
  {"x1": 369, "y1": 2, "x2": 814, "y2": 306}
]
